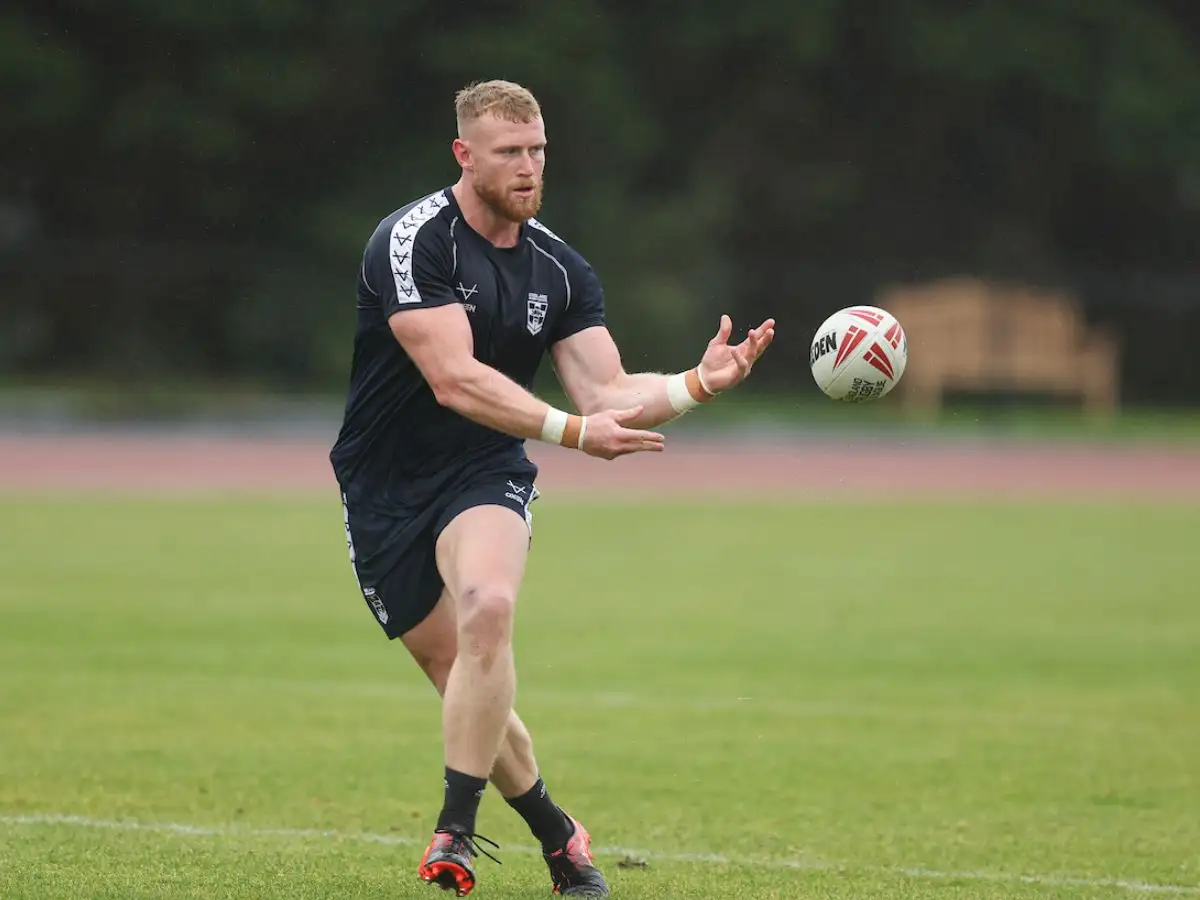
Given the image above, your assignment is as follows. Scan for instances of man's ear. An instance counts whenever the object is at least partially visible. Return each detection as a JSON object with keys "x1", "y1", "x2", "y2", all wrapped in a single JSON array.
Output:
[{"x1": 452, "y1": 137, "x2": 472, "y2": 170}]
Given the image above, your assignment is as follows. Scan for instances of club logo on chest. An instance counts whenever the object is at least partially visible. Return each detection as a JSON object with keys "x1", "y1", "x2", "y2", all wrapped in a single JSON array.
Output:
[{"x1": 526, "y1": 292, "x2": 548, "y2": 336}]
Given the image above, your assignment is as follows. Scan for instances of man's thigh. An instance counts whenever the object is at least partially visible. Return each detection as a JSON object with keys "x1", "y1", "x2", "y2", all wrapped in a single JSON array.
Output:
[
  {"x1": 340, "y1": 466, "x2": 539, "y2": 638},
  {"x1": 400, "y1": 588, "x2": 457, "y2": 690},
  {"x1": 433, "y1": 473, "x2": 540, "y2": 604}
]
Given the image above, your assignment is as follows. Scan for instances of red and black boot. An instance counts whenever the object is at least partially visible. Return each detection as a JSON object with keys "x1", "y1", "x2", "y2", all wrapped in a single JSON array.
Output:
[
  {"x1": 542, "y1": 813, "x2": 609, "y2": 897},
  {"x1": 418, "y1": 828, "x2": 500, "y2": 896}
]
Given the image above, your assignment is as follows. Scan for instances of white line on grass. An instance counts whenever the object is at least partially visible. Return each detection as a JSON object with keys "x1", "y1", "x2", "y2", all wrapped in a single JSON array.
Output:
[{"x1": 2, "y1": 813, "x2": 1197, "y2": 895}]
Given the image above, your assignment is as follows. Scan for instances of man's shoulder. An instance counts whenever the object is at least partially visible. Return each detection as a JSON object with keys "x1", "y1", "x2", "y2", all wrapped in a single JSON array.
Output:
[
  {"x1": 526, "y1": 217, "x2": 590, "y2": 269},
  {"x1": 369, "y1": 188, "x2": 455, "y2": 247}
]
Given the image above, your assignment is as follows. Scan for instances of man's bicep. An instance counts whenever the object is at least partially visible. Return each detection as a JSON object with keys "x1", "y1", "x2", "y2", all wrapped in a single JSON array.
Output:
[
  {"x1": 550, "y1": 325, "x2": 624, "y2": 414},
  {"x1": 549, "y1": 256, "x2": 606, "y2": 343},
  {"x1": 388, "y1": 305, "x2": 475, "y2": 393}
]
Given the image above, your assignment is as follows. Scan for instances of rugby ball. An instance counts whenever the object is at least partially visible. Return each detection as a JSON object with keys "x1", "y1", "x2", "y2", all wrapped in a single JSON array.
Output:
[{"x1": 810, "y1": 306, "x2": 908, "y2": 402}]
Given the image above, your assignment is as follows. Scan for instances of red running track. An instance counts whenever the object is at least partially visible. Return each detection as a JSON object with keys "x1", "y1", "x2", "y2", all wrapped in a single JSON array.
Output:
[{"x1": 2, "y1": 433, "x2": 1198, "y2": 501}]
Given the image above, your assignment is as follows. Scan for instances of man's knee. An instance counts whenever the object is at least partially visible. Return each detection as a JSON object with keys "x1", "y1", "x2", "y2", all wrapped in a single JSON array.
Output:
[{"x1": 457, "y1": 583, "x2": 517, "y2": 652}]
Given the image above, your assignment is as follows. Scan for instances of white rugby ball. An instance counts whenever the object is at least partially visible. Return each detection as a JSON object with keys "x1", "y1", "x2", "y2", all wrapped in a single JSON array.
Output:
[{"x1": 810, "y1": 305, "x2": 908, "y2": 402}]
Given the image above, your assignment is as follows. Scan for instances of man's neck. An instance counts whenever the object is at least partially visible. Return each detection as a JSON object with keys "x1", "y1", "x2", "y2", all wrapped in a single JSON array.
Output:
[{"x1": 452, "y1": 180, "x2": 522, "y2": 248}]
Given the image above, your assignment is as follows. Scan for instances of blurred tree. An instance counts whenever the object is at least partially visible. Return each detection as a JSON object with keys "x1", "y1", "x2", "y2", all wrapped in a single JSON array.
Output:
[{"x1": 1, "y1": 0, "x2": 1197, "y2": 396}]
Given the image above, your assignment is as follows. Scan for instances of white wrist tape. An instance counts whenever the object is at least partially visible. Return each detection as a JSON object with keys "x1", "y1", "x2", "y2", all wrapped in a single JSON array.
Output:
[
  {"x1": 540, "y1": 408, "x2": 568, "y2": 444},
  {"x1": 540, "y1": 407, "x2": 586, "y2": 449},
  {"x1": 667, "y1": 372, "x2": 699, "y2": 414},
  {"x1": 667, "y1": 368, "x2": 717, "y2": 415}
]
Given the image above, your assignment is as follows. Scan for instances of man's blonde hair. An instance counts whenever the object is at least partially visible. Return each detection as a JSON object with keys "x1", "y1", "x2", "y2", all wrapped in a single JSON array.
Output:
[{"x1": 455, "y1": 80, "x2": 541, "y2": 135}]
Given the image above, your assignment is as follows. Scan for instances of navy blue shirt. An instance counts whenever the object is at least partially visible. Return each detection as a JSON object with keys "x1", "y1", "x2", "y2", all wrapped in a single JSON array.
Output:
[{"x1": 330, "y1": 187, "x2": 606, "y2": 507}]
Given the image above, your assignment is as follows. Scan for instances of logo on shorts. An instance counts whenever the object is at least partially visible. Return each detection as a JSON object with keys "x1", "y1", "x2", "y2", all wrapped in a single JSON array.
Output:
[
  {"x1": 364, "y1": 587, "x2": 389, "y2": 625},
  {"x1": 505, "y1": 480, "x2": 530, "y2": 504},
  {"x1": 527, "y1": 292, "x2": 548, "y2": 335}
]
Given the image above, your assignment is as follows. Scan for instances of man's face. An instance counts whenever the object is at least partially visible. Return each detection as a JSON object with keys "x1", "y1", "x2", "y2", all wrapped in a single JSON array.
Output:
[{"x1": 460, "y1": 114, "x2": 546, "y2": 222}]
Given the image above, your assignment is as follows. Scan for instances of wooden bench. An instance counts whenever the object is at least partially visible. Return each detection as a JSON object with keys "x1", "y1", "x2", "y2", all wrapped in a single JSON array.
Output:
[{"x1": 877, "y1": 277, "x2": 1120, "y2": 415}]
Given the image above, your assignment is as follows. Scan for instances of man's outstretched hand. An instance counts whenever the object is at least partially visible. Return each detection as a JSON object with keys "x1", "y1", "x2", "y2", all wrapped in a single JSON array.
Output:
[
  {"x1": 581, "y1": 406, "x2": 666, "y2": 460},
  {"x1": 697, "y1": 315, "x2": 776, "y2": 394}
]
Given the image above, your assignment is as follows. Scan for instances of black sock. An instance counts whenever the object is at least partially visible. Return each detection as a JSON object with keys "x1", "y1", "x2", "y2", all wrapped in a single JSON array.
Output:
[
  {"x1": 505, "y1": 777, "x2": 573, "y2": 849},
  {"x1": 437, "y1": 767, "x2": 489, "y2": 834}
]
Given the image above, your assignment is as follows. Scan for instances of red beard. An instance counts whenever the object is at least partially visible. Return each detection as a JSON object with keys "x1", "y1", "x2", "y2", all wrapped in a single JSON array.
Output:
[{"x1": 475, "y1": 178, "x2": 543, "y2": 223}]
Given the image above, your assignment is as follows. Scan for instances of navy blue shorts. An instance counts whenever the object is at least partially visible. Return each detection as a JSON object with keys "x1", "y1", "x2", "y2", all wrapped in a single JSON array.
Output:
[{"x1": 339, "y1": 466, "x2": 539, "y2": 639}]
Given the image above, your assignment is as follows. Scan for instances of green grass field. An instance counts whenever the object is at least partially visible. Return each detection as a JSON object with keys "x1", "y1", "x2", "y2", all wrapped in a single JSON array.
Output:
[
  {"x1": 7, "y1": 379, "x2": 1200, "y2": 444},
  {"x1": 2, "y1": 495, "x2": 1198, "y2": 898}
]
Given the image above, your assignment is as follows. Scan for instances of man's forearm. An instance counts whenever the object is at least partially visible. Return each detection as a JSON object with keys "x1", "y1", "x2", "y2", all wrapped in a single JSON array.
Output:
[
  {"x1": 598, "y1": 369, "x2": 715, "y2": 427},
  {"x1": 436, "y1": 359, "x2": 585, "y2": 448}
]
